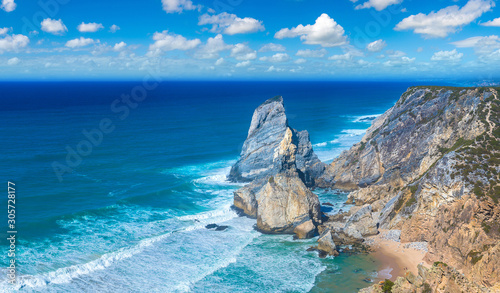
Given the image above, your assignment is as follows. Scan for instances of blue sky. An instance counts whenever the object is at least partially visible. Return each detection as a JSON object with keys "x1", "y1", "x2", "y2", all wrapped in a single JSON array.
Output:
[{"x1": 1, "y1": 0, "x2": 500, "y2": 80}]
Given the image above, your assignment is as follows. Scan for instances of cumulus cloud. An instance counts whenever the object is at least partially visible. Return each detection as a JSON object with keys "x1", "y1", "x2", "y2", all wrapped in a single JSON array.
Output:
[
  {"x1": 65, "y1": 37, "x2": 95, "y2": 48},
  {"x1": 215, "y1": 58, "x2": 225, "y2": 66},
  {"x1": 77, "y1": 22, "x2": 104, "y2": 33},
  {"x1": 230, "y1": 43, "x2": 257, "y2": 60},
  {"x1": 7, "y1": 57, "x2": 19, "y2": 65},
  {"x1": 259, "y1": 43, "x2": 286, "y2": 52},
  {"x1": 351, "y1": 0, "x2": 402, "y2": 11},
  {"x1": 395, "y1": 0, "x2": 494, "y2": 38},
  {"x1": 1, "y1": 0, "x2": 16, "y2": 12},
  {"x1": 267, "y1": 66, "x2": 284, "y2": 72},
  {"x1": 451, "y1": 35, "x2": 499, "y2": 47},
  {"x1": 481, "y1": 17, "x2": 500, "y2": 27},
  {"x1": 162, "y1": 0, "x2": 198, "y2": 13},
  {"x1": 199, "y1": 12, "x2": 265, "y2": 35},
  {"x1": 110, "y1": 25, "x2": 120, "y2": 33},
  {"x1": 295, "y1": 58, "x2": 307, "y2": 64},
  {"x1": 148, "y1": 31, "x2": 201, "y2": 55},
  {"x1": 259, "y1": 53, "x2": 290, "y2": 62},
  {"x1": 451, "y1": 35, "x2": 500, "y2": 61},
  {"x1": 296, "y1": 48, "x2": 328, "y2": 58},
  {"x1": 113, "y1": 42, "x2": 127, "y2": 51},
  {"x1": 0, "y1": 27, "x2": 10, "y2": 35},
  {"x1": 275, "y1": 14, "x2": 347, "y2": 47},
  {"x1": 383, "y1": 56, "x2": 415, "y2": 66},
  {"x1": 236, "y1": 60, "x2": 251, "y2": 67},
  {"x1": 41, "y1": 19, "x2": 68, "y2": 35},
  {"x1": 431, "y1": 49, "x2": 463, "y2": 62},
  {"x1": 0, "y1": 34, "x2": 29, "y2": 54},
  {"x1": 366, "y1": 39, "x2": 387, "y2": 52},
  {"x1": 195, "y1": 34, "x2": 232, "y2": 59}
]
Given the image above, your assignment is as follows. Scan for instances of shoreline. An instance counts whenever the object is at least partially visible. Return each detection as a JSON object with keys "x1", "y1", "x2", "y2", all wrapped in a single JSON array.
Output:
[{"x1": 366, "y1": 230, "x2": 431, "y2": 282}]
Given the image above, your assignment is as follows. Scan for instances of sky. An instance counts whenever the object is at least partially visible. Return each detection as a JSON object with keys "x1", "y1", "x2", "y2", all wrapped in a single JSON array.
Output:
[{"x1": 0, "y1": 0, "x2": 500, "y2": 81}]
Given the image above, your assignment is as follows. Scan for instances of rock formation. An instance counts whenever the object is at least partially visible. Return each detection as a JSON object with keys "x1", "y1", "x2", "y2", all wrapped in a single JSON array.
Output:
[
  {"x1": 230, "y1": 96, "x2": 324, "y2": 238},
  {"x1": 312, "y1": 86, "x2": 499, "y2": 290},
  {"x1": 228, "y1": 96, "x2": 325, "y2": 187}
]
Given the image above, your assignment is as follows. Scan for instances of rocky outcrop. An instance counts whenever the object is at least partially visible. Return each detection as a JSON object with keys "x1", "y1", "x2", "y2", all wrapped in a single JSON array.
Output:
[
  {"x1": 317, "y1": 230, "x2": 339, "y2": 256},
  {"x1": 228, "y1": 96, "x2": 325, "y2": 187},
  {"x1": 294, "y1": 220, "x2": 316, "y2": 239},
  {"x1": 360, "y1": 263, "x2": 491, "y2": 293},
  {"x1": 319, "y1": 86, "x2": 500, "y2": 290},
  {"x1": 256, "y1": 171, "x2": 321, "y2": 234},
  {"x1": 230, "y1": 96, "x2": 324, "y2": 238}
]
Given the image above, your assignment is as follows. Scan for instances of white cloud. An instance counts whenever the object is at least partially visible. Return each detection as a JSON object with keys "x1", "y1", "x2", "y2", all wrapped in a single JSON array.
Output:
[
  {"x1": 113, "y1": 42, "x2": 127, "y2": 51},
  {"x1": 65, "y1": 37, "x2": 95, "y2": 48},
  {"x1": 7, "y1": 57, "x2": 20, "y2": 65},
  {"x1": 294, "y1": 58, "x2": 307, "y2": 64},
  {"x1": 236, "y1": 61, "x2": 251, "y2": 67},
  {"x1": 366, "y1": 39, "x2": 387, "y2": 52},
  {"x1": 41, "y1": 19, "x2": 68, "y2": 35},
  {"x1": 259, "y1": 43, "x2": 286, "y2": 52},
  {"x1": 195, "y1": 34, "x2": 232, "y2": 59},
  {"x1": 431, "y1": 49, "x2": 463, "y2": 62},
  {"x1": 451, "y1": 35, "x2": 500, "y2": 61},
  {"x1": 296, "y1": 48, "x2": 328, "y2": 58},
  {"x1": 384, "y1": 56, "x2": 415, "y2": 66},
  {"x1": 77, "y1": 22, "x2": 104, "y2": 33},
  {"x1": 259, "y1": 53, "x2": 290, "y2": 62},
  {"x1": 266, "y1": 65, "x2": 284, "y2": 72},
  {"x1": 0, "y1": 27, "x2": 10, "y2": 35},
  {"x1": 386, "y1": 49, "x2": 406, "y2": 58},
  {"x1": 230, "y1": 43, "x2": 257, "y2": 60},
  {"x1": 110, "y1": 25, "x2": 120, "y2": 33},
  {"x1": 162, "y1": 0, "x2": 198, "y2": 13},
  {"x1": 275, "y1": 13, "x2": 347, "y2": 47},
  {"x1": 351, "y1": 0, "x2": 402, "y2": 11},
  {"x1": 215, "y1": 58, "x2": 225, "y2": 66},
  {"x1": 148, "y1": 31, "x2": 201, "y2": 55},
  {"x1": 199, "y1": 12, "x2": 265, "y2": 35},
  {"x1": 395, "y1": 0, "x2": 494, "y2": 38},
  {"x1": 1, "y1": 0, "x2": 16, "y2": 12},
  {"x1": 481, "y1": 17, "x2": 500, "y2": 27},
  {"x1": 0, "y1": 34, "x2": 29, "y2": 54}
]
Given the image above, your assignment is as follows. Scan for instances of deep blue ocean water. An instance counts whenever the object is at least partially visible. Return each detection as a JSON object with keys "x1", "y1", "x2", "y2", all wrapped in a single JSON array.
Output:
[{"x1": 0, "y1": 81, "x2": 413, "y2": 292}]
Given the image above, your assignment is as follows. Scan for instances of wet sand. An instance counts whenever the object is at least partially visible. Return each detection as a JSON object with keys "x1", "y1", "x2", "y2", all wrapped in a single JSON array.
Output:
[{"x1": 366, "y1": 233, "x2": 431, "y2": 281}]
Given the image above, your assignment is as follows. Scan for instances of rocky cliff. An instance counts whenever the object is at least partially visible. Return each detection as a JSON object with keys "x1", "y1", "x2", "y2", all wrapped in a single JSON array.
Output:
[
  {"x1": 316, "y1": 86, "x2": 499, "y2": 290},
  {"x1": 228, "y1": 96, "x2": 325, "y2": 187},
  {"x1": 230, "y1": 97, "x2": 324, "y2": 237}
]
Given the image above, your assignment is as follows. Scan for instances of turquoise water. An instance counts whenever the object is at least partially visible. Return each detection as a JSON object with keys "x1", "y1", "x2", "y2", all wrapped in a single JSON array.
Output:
[{"x1": 0, "y1": 81, "x2": 411, "y2": 292}]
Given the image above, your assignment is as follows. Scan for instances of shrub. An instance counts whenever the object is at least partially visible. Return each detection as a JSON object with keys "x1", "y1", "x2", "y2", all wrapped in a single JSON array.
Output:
[{"x1": 382, "y1": 279, "x2": 394, "y2": 293}]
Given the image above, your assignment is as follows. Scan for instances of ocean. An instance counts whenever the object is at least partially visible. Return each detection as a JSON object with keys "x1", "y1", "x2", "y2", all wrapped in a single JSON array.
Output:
[{"x1": 0, "y1": 81, "x2": 413, "y2": 292}]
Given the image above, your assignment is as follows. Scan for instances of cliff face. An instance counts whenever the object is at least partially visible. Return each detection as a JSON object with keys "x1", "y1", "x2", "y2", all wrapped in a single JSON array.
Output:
[{"x1": 319, "y1": 86, "x2": 500, "y2": 289}]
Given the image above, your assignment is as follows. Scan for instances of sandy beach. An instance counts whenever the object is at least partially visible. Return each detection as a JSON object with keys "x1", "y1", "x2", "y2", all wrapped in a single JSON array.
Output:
[{"x1": 366, "y1": 230, "x2": 431, "y2": 281}]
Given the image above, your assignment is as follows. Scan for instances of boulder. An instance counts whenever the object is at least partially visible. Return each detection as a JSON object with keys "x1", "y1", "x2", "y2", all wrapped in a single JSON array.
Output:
[
  {"x1": 344, "y1": 204, "x2": 379, "y2": 237},
  {"x1": 317, "y1": 230, "x2": 339, "y2": 256},
  {"x1": 233, "y1": 179, "x2": 266, "y2": 217},
  {"x1": 256, "y1": 171, "x2": 321, "y2": 234},
  {"x1": 294, "y1": 220, "x2": 316, "y2": 239}
]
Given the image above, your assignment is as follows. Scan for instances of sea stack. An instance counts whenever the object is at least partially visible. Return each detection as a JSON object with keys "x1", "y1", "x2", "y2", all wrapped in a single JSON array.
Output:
[
  {"x1": 229, "y1": 96, "x2": 325, "y2": 237},
  {"x1": 228, "y1": 96, "x2": 325, "y2": 187}
]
